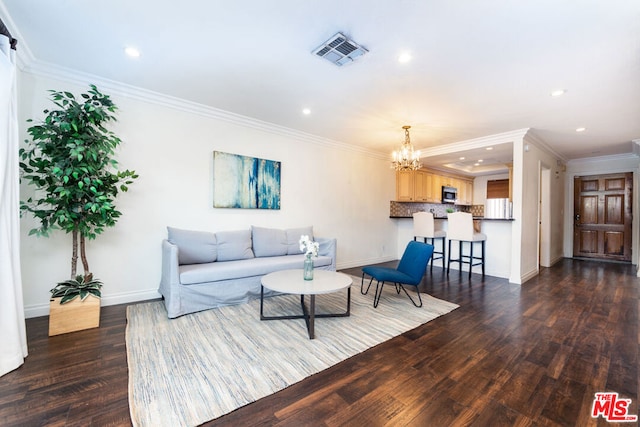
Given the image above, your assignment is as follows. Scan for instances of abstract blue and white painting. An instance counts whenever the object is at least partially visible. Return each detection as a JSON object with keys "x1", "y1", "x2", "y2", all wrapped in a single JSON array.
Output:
[{"x1": 213, "y1": 151, "x2": 281, "y2": 209}]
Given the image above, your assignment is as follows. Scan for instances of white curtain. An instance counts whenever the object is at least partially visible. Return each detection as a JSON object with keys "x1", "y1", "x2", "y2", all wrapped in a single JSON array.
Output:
[{"x1": 0, "y1": 33, "x2": 27, "y2": 377}]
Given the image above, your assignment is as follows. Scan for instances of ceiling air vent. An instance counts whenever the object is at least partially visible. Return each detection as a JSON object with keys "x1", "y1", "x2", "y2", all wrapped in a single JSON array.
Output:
[{"x1": 312, "y1": 32, "x2": 368, "y2": 66}]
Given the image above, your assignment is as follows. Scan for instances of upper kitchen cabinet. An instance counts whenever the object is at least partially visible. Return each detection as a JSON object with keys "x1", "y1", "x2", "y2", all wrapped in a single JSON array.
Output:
[
  {"x1": 396, "y1": 169, "x2": 473, "y2": 205},
  {"x1": 414, "y1": 170, "x2": 436, "y2": 202},
  {"x1": 455, "y1": 178, "x2": 474, "y2": 205},
  {"x1": 396, "y1": 170, "x2": 437, "y2": 202},
  {"x1": 395, "y1": 171, "x2": 414, "y2": 201}
]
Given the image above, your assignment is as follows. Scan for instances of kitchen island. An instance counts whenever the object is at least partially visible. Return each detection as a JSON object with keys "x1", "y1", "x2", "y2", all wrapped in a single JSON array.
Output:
[{"x1": 393, "y1": 215, "x2": 514, "y2": 279}]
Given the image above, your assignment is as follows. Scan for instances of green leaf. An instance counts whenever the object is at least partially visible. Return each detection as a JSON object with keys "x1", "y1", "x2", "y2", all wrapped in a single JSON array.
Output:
[
  {"x1": 60, "y1": 293, "x2": 78, "y2": 304},
  {"x1": 20, "y1": 84, "x2": 137, "y2": 274}
]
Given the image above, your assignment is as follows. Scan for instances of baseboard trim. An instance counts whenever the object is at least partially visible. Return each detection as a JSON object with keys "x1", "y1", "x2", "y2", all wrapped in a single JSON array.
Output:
[
  {"x1": 24, "y1": 289, "x2": 162, "y2": 319},
  {"x1": 336, "y1": 256, "x2": 397, "y2": 271},
  {"x1": 518, "y1": 268, "x2": 539, "y2": 285}
]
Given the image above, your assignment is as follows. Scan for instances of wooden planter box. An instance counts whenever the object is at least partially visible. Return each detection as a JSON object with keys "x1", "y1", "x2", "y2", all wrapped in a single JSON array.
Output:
[{"x1": 49, "y1": 296, "x2": 101, "y2": 336}]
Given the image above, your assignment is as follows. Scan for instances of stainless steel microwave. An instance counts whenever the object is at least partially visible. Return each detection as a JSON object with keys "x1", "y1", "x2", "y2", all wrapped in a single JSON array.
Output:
[{"x1": 442, "y1": 186, "x2": 457, "y2": 204}]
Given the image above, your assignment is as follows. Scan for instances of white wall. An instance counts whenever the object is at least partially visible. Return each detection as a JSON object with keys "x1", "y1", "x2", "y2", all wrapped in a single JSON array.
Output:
[
  {"x1": 511, "y1": 133, "x2": 565, "y2": 284},
  {"x1": 18, "y1": 71, "x2": 398, "y2": 317}
]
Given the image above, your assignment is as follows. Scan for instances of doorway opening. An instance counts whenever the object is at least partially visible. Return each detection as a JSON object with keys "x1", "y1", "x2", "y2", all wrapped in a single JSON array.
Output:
[
  {"x1": 539, "y1": 164, "x2": 551, "y2": 267},
  {"x1": 573, "y1": 172, "x2": 633, "y2": 262}
]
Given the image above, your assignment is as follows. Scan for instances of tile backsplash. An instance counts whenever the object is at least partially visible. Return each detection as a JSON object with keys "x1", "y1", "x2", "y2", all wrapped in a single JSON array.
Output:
[
  {"x1": 470, "y1": 204, "x2": 484, "y2": 217},
  {"x1": 390, "y1": 201, "x2": 471, "y2": 218}
]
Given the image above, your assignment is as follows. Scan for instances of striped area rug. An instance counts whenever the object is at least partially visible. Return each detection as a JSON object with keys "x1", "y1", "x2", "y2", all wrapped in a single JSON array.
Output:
[{"x1": 126, "y1": 276, "x2": 458, "y2": 427}]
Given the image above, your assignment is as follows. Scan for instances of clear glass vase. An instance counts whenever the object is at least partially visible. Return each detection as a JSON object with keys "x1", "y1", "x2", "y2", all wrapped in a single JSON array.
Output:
[{"x1": 303, "y1": 256, "x2": 314, "y2": 280}]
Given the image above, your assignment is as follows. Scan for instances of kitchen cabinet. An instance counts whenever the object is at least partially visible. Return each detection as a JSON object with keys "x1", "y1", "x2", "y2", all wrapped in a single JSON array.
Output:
[
  {"x1": 431, "y1": 174, "x2": 442, "y2": 202},
  {"x1": 396, "y1": 170, "x2": 435, "y2": 202},
  {"x1": 452, "y1": 178, "x2": 463, "y2": 203},
  {"x1": 455, "y1": 178, "x2": 474, "y2": 205},
  {"x1": 414, "y1": 170, "x2": 435, "y2": 202},
  {"x1": 396, "y1": 169, "x2": 473, "y2": 205},
  {"x1": 465, "y1": 180, "x2": 473, "y2": 204},
  {"x1": 396, "y1": 171, "x2": 414, "y2": 201}
]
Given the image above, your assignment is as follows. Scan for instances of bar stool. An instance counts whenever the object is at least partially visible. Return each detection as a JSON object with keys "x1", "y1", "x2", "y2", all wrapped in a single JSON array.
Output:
[
  {"x1": 413, "y1": 211, "x2": 446, "y2": 271},
  {"x1": 446, "y1": 212, "x2": 486, "y2": 278}
]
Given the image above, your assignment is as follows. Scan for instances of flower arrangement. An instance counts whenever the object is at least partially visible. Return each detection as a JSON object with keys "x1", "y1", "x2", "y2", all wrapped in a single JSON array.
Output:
[{"x1": 299, "y1": 235, "x2": 319, "y2": 258}]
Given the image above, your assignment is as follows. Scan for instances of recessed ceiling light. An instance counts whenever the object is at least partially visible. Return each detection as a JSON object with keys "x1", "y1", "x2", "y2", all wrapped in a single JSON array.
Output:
[
  {"x1": 474, "y1": 163, "x2": 480, "y2": 166},
  {"x1": 124, "y1": 47, "x2": 141, "y2": 58},
  {"x1": 576, "y1": 127, "x2": 586, "y2": 132},
  {"x1": 302, "y1": 108, "x2": 311, "y2": 115},
  {"x1": 551, "y1": 89, "x2": 566, "y2": 97},
  {"x1": 398, "y1": 52, "x2": 412, "y2": 63},
  {"x1": 459, "y1": 156, "x2": 465, "y2": 160},
  {"x1": 486, "y1": 147, "x2": 493, "y2": 151},
  {"x1": 478, "y1": 159, "x2": 483, "y2": 163}
]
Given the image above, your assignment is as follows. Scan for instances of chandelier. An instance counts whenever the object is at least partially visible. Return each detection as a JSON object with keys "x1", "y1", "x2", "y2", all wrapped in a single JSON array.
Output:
[{"x1": 391, "y1": 125, "x2": 421, "y2": 171}]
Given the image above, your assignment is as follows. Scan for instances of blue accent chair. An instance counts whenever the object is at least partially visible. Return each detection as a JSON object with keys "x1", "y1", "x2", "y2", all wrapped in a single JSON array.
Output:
[{"x1": 361, "y1": 241, "x2": 434, "y2": 308}]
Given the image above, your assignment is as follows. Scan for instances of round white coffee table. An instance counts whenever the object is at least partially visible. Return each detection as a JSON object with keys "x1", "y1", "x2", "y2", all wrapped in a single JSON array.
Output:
[{"x1": 260, "y1": 269, "x2": 352, "y2": 339}]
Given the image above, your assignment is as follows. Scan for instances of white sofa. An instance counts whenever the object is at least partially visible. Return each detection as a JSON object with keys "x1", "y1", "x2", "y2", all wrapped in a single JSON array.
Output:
[{"x1": 159, "y1": 225, "x2": 337, "y2": 318}]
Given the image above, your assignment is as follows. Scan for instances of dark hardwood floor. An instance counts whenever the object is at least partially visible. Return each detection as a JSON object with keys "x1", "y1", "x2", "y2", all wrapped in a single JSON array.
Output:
[{"x1": 1, "y1": 259, "x2": 637, "y2": 426}]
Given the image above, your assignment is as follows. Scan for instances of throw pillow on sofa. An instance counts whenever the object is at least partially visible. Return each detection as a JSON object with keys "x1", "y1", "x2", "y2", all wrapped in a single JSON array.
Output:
[
  {"x1": 251, "y1": 226, "x2": 288, "y2": 257},
  {"x1": 167, "y1": 227, "x2": 217, "y2": 265},
  {"x1": 285, "y1": 226, "x2": 314, "y2": 255},
  {"x1": 216, "y1": 229, "x2": 255, "y2": 261}
]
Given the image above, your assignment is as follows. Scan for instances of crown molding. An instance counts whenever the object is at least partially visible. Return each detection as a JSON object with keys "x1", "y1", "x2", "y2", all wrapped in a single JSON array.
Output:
[
  {"x1": 19, "y1": 57, "x2": 388, "y2": 160},
  {"x1": 419, "y1": 128, "x2": 530, "y2": 158},
  {"x1": 566, "y1": 152, "x2": 640, "y2": 166},
  {"x1": 522, "y1": 129, "x2": 567, "y2": 162}
]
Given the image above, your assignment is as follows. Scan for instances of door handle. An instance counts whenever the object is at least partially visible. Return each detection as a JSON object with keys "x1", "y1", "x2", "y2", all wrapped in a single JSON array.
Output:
[{"x1": 575, "y1": 214, "x2": 580, "y2": 224}]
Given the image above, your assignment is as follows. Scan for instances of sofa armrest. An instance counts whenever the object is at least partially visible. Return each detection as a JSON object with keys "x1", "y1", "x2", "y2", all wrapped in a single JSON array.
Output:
[
  {"x1": 159, "y1": 239, "x2": 181, "y2": 312},
  {"x1": 316, "y1": 237, "x2": 337, "y2": 271}
]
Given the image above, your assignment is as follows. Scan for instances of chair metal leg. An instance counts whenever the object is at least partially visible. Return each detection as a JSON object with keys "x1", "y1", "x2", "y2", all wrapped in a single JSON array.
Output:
[
  {"x1": 398, "y1": 284, "x2": 423, "y2": 307},
  {"x1": 458, "y1": 241, "x2": 463, "y2": 275},
  {"x1": 361, "y1": 272, "x2": 374, "y2": 295},
  {"x1": 469, "y1": 240, "x2": 474, "y2": 279},
  {"x1": 447, "y1": 239, "x2": 452, "y2": 274},
  {"x1": 372, "y1": 281, "x2": 423, "y2": 308},
  {"x1": 373, "y1": 280, "x2": 385, "y2": 308},
  {"x1": 427, "y1": 237, "x2": 434, "y2": 272},
  {"x1": 482, "y1": 241, "x2": 485, "y2": 276},
  {"x1": 425, "y1": 237, "x2": 446, "y2": 273}
]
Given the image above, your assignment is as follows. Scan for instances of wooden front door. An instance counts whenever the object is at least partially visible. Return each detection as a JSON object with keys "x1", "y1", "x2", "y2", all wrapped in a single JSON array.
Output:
[{"x1": 573, "y1": 173, "x2": 632, "y2": 261}]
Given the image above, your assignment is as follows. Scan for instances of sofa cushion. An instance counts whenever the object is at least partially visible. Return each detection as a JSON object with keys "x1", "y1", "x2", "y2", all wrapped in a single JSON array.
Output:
[
  {"x1": 179, "y1": 254, "x2": 333, "y2": 284},
  {"x1": 216, "y1": 229, "x2": 254, "y2": 261},
  {"x1": 251, "y1": 226, "x2": 288, "y2": 257},
  {"x1": 167, "y1": 227, "x2": 217, "y2": 265},
  {"x1": 285, "y1": 226, "x2": 314, "y2": 255}
]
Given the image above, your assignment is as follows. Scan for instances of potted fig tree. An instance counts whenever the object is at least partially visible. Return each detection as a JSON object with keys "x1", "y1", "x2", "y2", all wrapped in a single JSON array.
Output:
[{"x1": 19, "y1": 84, "x2": 138, "y2": 335}]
